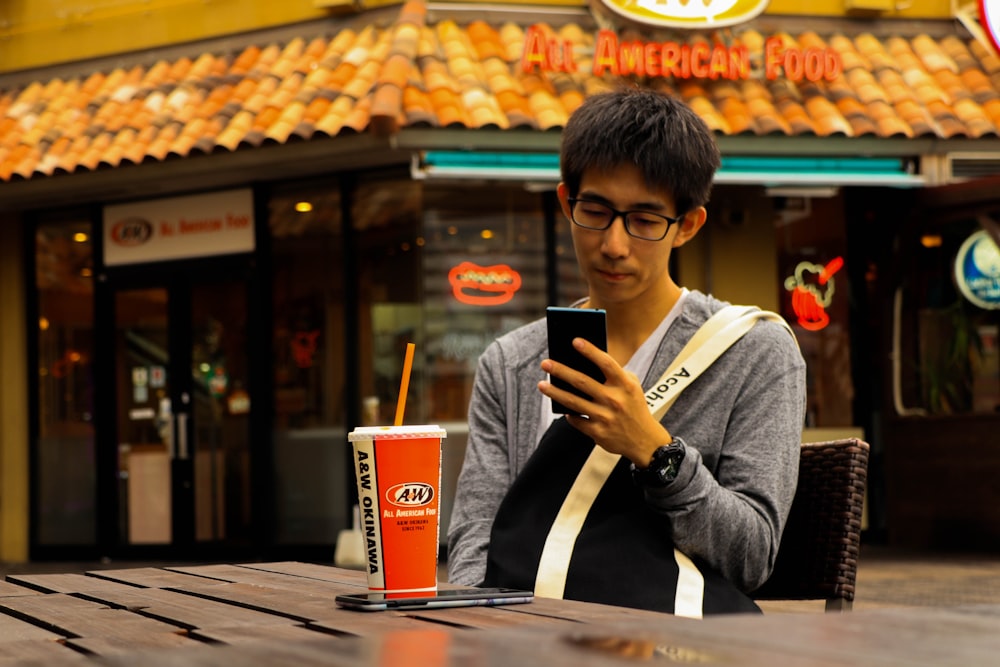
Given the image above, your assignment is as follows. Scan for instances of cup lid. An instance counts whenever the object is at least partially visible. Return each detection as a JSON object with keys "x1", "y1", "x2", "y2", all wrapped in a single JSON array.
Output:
[{"x1": 348, "y1": 425, "x2": 447, "y2": 441}]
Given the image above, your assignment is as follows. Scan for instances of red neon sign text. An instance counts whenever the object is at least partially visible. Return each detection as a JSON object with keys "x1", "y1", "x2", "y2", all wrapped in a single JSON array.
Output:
[{"x1": 521, "y1": 26, "x2": 842, "y2": 82}]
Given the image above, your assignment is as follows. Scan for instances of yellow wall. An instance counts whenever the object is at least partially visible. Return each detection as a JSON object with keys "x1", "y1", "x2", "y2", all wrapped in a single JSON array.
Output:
[
  {"x1": 0, "y1": 0, "x2": 961, "y2": 74},
  {"x1": 0, "y1": 0, "x2": 340, "y2": 74},
  {"x1": 680, "y1": 187, "x2": 780, "y2": 313},
  {"x1": 767, "y1": 0, "x2": 953, "y2": 16},
  {"x1": 0, "y1": 217, "x2": 29, "y2": 563}
]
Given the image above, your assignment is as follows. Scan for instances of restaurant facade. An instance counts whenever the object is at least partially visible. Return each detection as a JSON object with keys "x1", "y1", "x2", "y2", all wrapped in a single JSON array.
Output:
[{"x1": 1, "y1": 0, "x2": 999, "y2": 564}]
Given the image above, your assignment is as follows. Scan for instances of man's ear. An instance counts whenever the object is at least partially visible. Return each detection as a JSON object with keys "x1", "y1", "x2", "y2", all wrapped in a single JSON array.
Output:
[
  {"x1": 672, "y1": 206, "x2": 707, "y2": 248},
  {"x1": 556, "y1": 182, "x2": 573, "y2": 220}
]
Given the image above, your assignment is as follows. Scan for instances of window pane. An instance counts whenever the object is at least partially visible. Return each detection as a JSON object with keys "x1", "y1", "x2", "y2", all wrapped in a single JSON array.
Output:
[
  {"x1": 555, "y1": 197, "x2": 588, "y2": 306},
  {"x1": 353, "y1": 179, "x2": 548, "y2": 546},
  {"x1": 904, "y1": 219, "x2": 1000, "y2": 415},
  {"x1": 35, "y1": 218, "x2": 96, "y2": 545},
  {"x1": 353, "y1": 176, "x2": 424, "y2": 424},
  {"x1": 421, "y1": 185, "x2": 549, "y2": 421},
  {"x1": 270, "y1": 185, "x2": 349, "y2": 544}
]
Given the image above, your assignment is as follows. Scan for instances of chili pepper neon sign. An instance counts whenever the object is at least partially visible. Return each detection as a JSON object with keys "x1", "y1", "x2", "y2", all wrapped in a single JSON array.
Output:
[
  {"x1": 291, "y1": 329, "x2": 320, "y2": 368},
  {"x1": 448, "y1": 261, "x2": 523, "y2": 306},
  {"x1": 784, "y1": 256, "x2": 843, "y2": 331}
]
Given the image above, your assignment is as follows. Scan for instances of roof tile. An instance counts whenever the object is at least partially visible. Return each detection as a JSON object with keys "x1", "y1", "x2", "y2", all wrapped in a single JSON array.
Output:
[{"x1": 3, "y1": 0, "x2": 1000, "y2": 183}]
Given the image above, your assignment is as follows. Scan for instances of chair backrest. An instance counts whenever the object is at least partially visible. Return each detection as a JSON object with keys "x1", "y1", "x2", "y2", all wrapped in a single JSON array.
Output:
[{"x1": 751, "y1": 437, "x2": 870, "y2": 612}]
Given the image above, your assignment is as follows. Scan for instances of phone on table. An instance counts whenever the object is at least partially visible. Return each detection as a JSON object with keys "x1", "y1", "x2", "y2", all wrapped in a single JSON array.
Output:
[
  {"x1": 545, "y1": 306, "x2": 608, "y2": 414},
  {"x1": 334, "y1": 587, "x2": 534, "y2": 612}
]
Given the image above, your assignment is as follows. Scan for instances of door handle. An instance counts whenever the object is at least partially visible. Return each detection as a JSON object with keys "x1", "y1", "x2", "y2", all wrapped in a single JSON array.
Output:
[
  {"x1": 166, "y1": 421, "x2": 176, "y2": 459},
  {"x1": 175, "y1": 413, "x2": 190, "y2": 460}
]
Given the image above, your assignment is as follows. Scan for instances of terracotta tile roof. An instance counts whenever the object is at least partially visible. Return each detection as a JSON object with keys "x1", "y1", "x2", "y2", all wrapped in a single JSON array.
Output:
[{"x1": 2, "y1": 0, "x2": 1000, "y2": 183}]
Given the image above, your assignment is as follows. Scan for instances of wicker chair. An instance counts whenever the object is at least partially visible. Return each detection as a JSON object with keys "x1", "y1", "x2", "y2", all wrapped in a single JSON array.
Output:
[{"x1": 751, "y1": 437, "x2": 870, "y2": 612}]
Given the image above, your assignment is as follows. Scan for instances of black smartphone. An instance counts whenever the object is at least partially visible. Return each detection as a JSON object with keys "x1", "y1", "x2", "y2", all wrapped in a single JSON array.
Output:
[
  {"x1": 334, "y1": 587, "x2": 534, "y2": 612},
  {"x1": 545, "y1": 306, "x2": 608, "y2": 414}
]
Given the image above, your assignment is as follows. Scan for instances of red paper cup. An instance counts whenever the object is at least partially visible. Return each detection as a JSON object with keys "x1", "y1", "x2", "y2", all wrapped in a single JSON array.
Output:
[{"x1": 348, "y1": 425, "x2": 446, "y2": 592}]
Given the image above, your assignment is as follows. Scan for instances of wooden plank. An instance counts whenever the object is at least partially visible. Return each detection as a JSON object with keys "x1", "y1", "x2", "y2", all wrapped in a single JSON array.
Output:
[
  {"x1": 308, "y1": 614, "x2": 443, "y2": 637},
  {"x1": 94, "y1": 635, "x2": 360, "y2": 667},
  {"x1": 470, "y1": 624, "x2": 849, "y2": 667},
  {"x1": 399, "y1": 605, "x2": 579, "y2": 630},
  {"x1": 189, "y1": 623, "x2": 338, "y2": 645},
  {"x1": 67, "y1": 632, "x2": 200, "y2": 656},
  {"x1": 0, "y1": 580, "x2": 43, "y2": 598},
  {"x1": 157, "y1": 582, "x2": 341, "y2": 622},
  {"x1": 71, "y1": 587, "x2": 296, "y2": 630},
  {"x1": 492, "y1": 595, "x2": 677, "y2": 625},
  {"x1": 5, "y1": 572, "x2": 145, "y2": 595},
  {"x1": 627, "y1": 606, "x2": 1000, "y2": 667},
  {"x1": 166, "y1": 564, "x2": 360, "y2": 597},
  {"x1": 0, "y1": 613, "x2": 64, "y2": 643},
  {"x1": 0, "y1": 639, "x2": 89, "y2": 665},
  {"x1": 0, "y1": 594, "x2": 181, "y2": 639},
  {"x1": 235, "y1": 562, "x2": 368, "y2": 586},
  {"x1": 88, "y1": 567, "x2": 229, "y2": 590}
]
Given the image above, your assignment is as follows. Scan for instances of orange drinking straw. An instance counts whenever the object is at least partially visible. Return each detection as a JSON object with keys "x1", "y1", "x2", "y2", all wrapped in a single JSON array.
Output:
[{"x1": 393, "y1": 342, "x2": 415, "y2": 426}]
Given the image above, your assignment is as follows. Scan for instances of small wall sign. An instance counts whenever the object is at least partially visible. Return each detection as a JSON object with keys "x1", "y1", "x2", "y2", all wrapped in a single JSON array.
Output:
[{"x1": 955, "y1": 230, "x2": 1000, "y2": 310}]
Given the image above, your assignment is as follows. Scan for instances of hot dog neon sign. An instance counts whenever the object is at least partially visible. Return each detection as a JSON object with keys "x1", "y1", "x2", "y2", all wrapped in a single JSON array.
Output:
[
  {"x1": 784, "y1": 256, "x2": 843, "y2": 331},
  {"x1": 448, "y1": 261, "x2": 523, "y2": 306}
]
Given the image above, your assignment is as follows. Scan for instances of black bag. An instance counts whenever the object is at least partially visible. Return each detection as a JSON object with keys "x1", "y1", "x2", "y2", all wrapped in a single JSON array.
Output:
[{"x1": 483, "y1": 418, "x2": 760, "y2": 615}]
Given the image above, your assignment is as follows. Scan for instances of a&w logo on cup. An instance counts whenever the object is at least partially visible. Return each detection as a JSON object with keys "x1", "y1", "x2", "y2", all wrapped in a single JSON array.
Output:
[{"x1": 386, "y1": 482, "x2": 435, "y2": 507}]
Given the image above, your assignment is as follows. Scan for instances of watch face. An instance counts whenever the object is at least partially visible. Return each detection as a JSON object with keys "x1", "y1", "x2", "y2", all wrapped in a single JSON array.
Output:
[{"x1": 632, "y1": 440, "x2": 684, "y2": 488}]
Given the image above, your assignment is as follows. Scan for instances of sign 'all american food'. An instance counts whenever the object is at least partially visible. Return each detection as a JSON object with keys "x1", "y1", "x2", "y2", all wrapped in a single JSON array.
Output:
[{"x1": 521, "y1": 0, "x2": 842, "y2": 82}]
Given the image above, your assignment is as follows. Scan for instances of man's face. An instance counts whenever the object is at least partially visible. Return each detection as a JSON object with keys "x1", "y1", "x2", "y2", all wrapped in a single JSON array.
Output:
[{"x1": 558, "y1": 164, "x2": 700, "y2": 310}]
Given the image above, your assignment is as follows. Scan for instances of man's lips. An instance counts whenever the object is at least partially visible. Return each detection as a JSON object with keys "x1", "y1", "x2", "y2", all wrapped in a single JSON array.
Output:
[{"x1": 595, "y1": 268, "x2": 630, "y2": 282}]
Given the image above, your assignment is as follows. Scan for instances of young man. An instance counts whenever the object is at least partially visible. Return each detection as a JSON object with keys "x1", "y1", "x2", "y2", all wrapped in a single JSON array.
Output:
[{"x1": 447, "y1": 88, "x2": 806, "y2": 614}]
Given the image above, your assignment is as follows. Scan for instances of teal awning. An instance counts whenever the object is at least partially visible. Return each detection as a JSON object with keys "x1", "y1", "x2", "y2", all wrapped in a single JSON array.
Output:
[{"x1": 414, "y1": 151, "x2": 925, "y2": 187}]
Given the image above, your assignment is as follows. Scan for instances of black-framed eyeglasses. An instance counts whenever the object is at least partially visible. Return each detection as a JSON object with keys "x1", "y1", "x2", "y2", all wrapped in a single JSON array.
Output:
[{"x1": 567, "y1": 198, "x2": 684, "y2": 242}]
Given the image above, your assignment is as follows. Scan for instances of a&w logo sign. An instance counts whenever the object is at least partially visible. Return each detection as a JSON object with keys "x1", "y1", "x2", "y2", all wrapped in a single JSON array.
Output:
[
  {"x1": 599, "y1": 0, "x2": 770, "y2": 29},
  {"x1": 386, "y1": 482, "x2": 435, "y2": 507}
]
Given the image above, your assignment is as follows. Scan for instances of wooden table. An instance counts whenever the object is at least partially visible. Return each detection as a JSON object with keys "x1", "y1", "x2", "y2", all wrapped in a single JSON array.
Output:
[{"x1": 2, "y1": 562, "x2": 999, "y2": 666}]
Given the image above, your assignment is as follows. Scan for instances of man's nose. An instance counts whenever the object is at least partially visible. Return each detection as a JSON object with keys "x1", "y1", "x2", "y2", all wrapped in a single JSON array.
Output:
[{"x1": 601, "y1": 213, "x2": 631, "y2": 256}]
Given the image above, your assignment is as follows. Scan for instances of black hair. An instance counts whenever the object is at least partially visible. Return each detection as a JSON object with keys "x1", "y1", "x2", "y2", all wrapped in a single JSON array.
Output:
[{"x1": 559, "y1": 88, "x2": 721, "y2": 215}]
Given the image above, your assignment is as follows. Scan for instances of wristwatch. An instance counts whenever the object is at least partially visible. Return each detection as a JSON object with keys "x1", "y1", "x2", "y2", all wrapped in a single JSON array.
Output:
[{"x1": 630, "y1": 438, "x2": 686, "y2": 488}]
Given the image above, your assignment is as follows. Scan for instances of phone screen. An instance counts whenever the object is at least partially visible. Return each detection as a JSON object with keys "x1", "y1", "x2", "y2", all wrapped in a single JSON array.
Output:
[
  {"x1": 334, "y1": 587, "x2": 534, "y2": 612},
  {"x1": 545, "y1": 306, "x2": 608, "y2": 414}
]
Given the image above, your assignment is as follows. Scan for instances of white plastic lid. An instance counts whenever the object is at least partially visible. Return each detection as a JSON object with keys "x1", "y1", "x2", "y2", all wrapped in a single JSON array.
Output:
[{"x1": 348, "y1": 425, "x2": 447, "y2": 441}]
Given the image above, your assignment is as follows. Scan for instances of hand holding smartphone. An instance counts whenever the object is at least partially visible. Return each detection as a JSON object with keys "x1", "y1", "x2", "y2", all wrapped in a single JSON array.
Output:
[{"x1": 545, "y1": 306, "x2": 608, "y2": 414}]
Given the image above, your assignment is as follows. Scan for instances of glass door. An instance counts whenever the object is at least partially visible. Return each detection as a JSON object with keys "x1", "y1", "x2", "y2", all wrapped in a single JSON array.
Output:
[{"x1": 112, "y1": 275, "x2": 253, "y2": 552}]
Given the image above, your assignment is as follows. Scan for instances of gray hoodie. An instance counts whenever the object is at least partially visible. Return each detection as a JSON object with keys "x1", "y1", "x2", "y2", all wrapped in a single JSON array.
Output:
[{"x1": 447, "y1": 290, "x2": 806, "y2": 593}]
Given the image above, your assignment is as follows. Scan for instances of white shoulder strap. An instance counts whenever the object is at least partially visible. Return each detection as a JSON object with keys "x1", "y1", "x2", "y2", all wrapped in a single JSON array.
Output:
[
  {"x1": 533, "y1": 306, "x2": 794, "y2": 611},
  {"x1": 646, "y1": 306, "x2": 794, "y2": 421}
]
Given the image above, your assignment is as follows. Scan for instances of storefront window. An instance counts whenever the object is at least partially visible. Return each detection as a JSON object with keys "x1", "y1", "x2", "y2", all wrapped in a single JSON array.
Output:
[
  {"x1": 899, "y1": 217, "x2": 1000, "y2": 415},
  {"x1": 269, "y1": 183, "x2": 349, "y2": 543},
  {"x1": 421, "y1": 184, "x2": 550, "y2": 422},
  {"x1": 775, "y1": 192, "x2": 855, "y2": 428},
  {"x1": 35, "y1": 217, "x2": 96, "y2": 545},
  {"x1": 353, "y1": 176, "x2": 550, "y2": 540}
]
